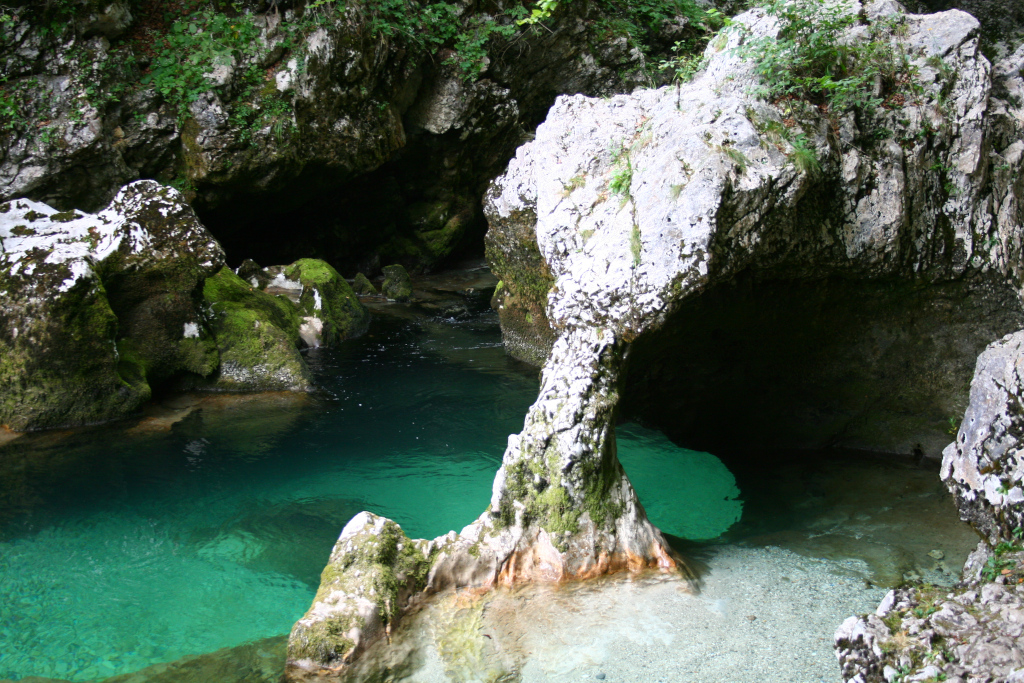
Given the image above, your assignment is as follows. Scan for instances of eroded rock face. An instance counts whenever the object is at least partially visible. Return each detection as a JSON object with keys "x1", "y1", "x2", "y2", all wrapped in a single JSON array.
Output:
[
  {"x1": 489, "y1": 6, "x2": 1024, "y2": 457},
  {"x1": 0, "y1": 180, "x2": 223, "y2": 430},
  {"x1": 0, "y1": 0, "x2": 666, "y2": 274},
  {"x1": 942, "y1": 331, "x2": 1024, "y2": 546}
]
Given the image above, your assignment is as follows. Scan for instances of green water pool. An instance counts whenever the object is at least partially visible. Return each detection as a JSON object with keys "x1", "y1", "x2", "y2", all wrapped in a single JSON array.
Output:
[{"x1": 0, "y1": 302, "x2": 744, "y2": 682}]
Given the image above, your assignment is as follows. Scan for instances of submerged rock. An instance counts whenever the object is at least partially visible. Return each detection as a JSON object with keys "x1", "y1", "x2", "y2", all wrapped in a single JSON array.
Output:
[{"x1": 381, "y1": 264, "x2": 413, "y2": 302}]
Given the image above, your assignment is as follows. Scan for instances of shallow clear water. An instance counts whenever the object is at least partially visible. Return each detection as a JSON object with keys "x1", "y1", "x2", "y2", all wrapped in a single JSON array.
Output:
[
  {"x1": 0, "y1": 297, "x2": 748, "y2": 682},
  {"x1": 0, "y1": 286, "x2": 977, "y2": 683}
]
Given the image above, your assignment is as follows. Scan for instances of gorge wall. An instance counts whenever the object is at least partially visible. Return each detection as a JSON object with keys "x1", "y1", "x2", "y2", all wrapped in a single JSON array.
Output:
[
  {"x1": 0, "y1": 0, "x2": 691, "y2": 275},
  {"x1": 284, "y1": 2, "x2": 1024, "y2": 679}
]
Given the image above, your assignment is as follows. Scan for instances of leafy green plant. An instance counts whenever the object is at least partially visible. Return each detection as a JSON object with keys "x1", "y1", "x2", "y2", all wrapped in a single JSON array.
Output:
[
  {"x1": 788, "y1": 133, "x2": 820, "y2": 176},
  {"x1": 610, "y1": 156, "x2": 633, "y2": 196},
  {"x1": 658, "y1": 40, "x2": 708, "y2": 84},
  {"x1": 448, "y1": 16, "x2": 518, "y2": 79},
  {"x1": 738, "y1": 0, "x2": 915, "y2": 116},
  {"x1": 142, "y1": 11, "x2": 261, "y2": 118},
  {"x1": 981, "y1": 555, "x2": 1014, "y2": 582}
]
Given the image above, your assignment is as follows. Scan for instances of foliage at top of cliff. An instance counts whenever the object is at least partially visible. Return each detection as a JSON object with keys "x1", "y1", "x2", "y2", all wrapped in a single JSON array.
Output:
[{"x1": 0, "y1": 0, "x2": 716, "y2": 135}]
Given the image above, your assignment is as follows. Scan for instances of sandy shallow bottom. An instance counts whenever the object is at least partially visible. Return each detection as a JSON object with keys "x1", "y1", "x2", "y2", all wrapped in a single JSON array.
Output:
[{"x1": 344, "y1": 544, "x2": 887, "y2": 683}]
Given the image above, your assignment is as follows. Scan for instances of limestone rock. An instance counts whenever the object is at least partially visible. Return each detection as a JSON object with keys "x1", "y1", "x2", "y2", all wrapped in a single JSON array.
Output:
[
  {"x1": 283, "y1": 259, "x2": 369, "y2": 348},
  {"x1": 286, "y1": 512, "x2": 432, "y2": 680},
  {"x1": 835, "y1": 577, "x2": 1024, "y2": 682},
  {"x1": 290, "y1": 3, "x2": 1024, "y2": 678},
  {"x1": 380, "y1": 264, "x2": 413, "y2": 302},
  {"x1": 0, "y1": 180, "x2": 223, "y2": 430},
  {"x1": 200, "y1": 267, "x2": 311, "y2": 393},
  {"x1": 479, "y1": 0, "x2": 1024, "y2": 579},
  {"x1": 941, "y1": 331, "x2": 1024, "y2": 545}
]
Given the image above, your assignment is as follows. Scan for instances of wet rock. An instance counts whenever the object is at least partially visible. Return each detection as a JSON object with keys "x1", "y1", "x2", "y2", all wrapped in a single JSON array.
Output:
[
  {"x1": 381, "y1": 264, "x2": 413, "y2": 302},
  {"x1": 351, "y1": 273, "x2": 376, "y2": 295}
]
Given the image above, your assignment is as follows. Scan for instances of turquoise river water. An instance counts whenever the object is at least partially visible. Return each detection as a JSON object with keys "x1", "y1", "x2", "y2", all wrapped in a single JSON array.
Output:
[{"x1": 0, "y1": 282, "x2": 976, "y2": 682}]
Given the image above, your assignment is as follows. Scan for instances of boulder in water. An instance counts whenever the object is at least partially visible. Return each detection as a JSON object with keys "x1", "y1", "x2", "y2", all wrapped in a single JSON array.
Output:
[
  {"x1": 381, "y1": 264, "x2": 413, "y2": 302},
  {"x1": 284, "y1": 259, "x2": 369, "y2": 348}
]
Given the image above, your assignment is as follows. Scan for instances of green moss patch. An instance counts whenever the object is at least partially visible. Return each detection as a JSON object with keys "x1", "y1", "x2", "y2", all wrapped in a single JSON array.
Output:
[
  {"x1": 284, "y1": 258, "x2": 370, "y2": 344},
  {"x1": 202, "y1": 267, "x2": 311, "y2": 391}
]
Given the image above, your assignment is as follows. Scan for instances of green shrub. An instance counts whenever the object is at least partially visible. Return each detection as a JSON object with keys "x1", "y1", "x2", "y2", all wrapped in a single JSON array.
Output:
[{"x1": 738, "y1": 0, "x2": 916, "y2": 116}]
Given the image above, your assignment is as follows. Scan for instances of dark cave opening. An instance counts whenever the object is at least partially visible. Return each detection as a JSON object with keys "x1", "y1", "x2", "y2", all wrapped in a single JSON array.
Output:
[
  {"x1": 620, "y1": 271, "x2": 1024, "y2": 463},
  {"x1": 193, "y1": 127, "x2": 513, "y2": 277}
]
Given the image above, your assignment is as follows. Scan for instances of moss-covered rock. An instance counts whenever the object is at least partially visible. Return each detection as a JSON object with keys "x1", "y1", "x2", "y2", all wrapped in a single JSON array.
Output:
[
  {"x1": 283, "y1": 258, "x2": 370, "y2": 347},
  {"x1": 201, "y1": 267, "x2": 312, "y2": 392},
  {"x1": 286, "y1": 512, "x2": 433, "y2": 679},
  {"x1": 351, "y1": 272, "x2": 376, "y2": 295},
  {"x1": 96, "y1": 182, "x2": 225, "y2": 386},
  {"x1": 380, "y1": 264, "x2": 413, "y2": 302},
  {"x1": 236, "y1": 259, "x2": 270, "y2": 290},
  {"x1": 483, "y1": 190, "x2": 556, "y2": 366},
  {"x1": 380, "y1": 198, "x2": 475, "y2": 272},
  {"x1": 0, "y1": 273, "x2": 150, "y2": 431},
  {"x1": 0, "y1": 181, "x2": 223, "y2": 430}
]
